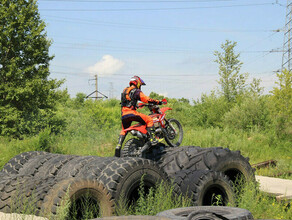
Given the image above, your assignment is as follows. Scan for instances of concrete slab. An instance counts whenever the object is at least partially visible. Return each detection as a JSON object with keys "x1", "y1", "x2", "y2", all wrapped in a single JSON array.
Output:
[
  {"x1": 0, "y1": 212, "x2": 47, "y2": 220},
  {"x1": 256, "y1": 175, "x2": 292, "y2": 201}
]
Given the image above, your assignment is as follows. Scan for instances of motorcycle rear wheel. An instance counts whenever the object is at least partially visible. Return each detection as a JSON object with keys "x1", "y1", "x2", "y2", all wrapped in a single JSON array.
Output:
[
  {"x1": 121, "y1": 138, "x2": 144, "y2": 157},
  {"x1": 164, "y1": 118, "x2": 183, "y2": 147}
]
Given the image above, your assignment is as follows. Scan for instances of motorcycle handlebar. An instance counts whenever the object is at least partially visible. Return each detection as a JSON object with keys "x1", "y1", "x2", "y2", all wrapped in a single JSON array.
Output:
[{"x1": 137, "y1": 99, "x2": 167, "y2": 108}]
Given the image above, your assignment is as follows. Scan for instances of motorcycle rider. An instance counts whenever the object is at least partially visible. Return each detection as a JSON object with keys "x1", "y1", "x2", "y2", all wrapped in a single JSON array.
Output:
[{"x1": 115, "y1": 76, "x2": 163, "y2": 157}]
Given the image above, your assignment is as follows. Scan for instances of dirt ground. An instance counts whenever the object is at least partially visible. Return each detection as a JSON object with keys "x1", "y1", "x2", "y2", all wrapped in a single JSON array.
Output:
[{"x1": 0, "y1": 212, "x2": 47, "y2": 220}]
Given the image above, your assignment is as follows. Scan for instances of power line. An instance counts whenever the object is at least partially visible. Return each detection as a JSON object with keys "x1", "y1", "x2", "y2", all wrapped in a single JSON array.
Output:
[
  {"x1": 51, "y1": 41, "x2": 284, "y2": 54},
  {"x1": 39, "y1": 0, "x2": 237, "y2": 2},
  {"x1": 40, "y1": 2, "x2": 274, "y2": 11},
  {"x1": 51, "y1": 71, "x2": 217, "y2": 77},
  {"x1": 42, "y1": 15, "x2": 275, "y2": 33}
]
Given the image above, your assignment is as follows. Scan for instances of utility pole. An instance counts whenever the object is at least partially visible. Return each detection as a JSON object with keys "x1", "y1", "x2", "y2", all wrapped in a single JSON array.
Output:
[
  {"x1": 95, "y1": 74, "x2": 98, "y2": 101},
  {"x1": 86, "y1": 74, "x2": 108, "y2": 100},
  {"x1": 282, "y1": 0, "x2": 292, "y2": 72}
]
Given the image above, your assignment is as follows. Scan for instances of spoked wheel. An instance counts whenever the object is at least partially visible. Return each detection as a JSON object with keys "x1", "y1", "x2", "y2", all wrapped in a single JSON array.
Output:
[
  {"x1": 121, "y1": 138, "x2": 144, "y2": 157},
  {"x1": 164, "y1": 118, "x2": 183, "y2": 147}
]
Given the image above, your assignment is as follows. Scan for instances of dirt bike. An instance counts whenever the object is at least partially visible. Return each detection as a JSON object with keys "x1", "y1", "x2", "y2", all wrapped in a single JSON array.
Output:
[{"x1": 119, "y1": 99, "x2": 183, "y2": 158}]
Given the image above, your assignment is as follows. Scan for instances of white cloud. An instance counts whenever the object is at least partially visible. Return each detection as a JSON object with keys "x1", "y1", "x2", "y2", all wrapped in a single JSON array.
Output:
[
  {"x1": 158, "y1": 92, "x2": 168, "y2": 97},
  {"x1": 87, "y1": 55, "x2": 124, "y2": 76}
]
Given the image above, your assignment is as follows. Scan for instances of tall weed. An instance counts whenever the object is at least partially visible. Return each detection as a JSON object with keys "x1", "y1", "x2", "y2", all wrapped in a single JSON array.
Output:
[
  {"x1": 235, "y1": 179, "x2": 292, "y2": 219},
  {"x1": 117, "y1": 179, "x2": 192, "y2": 216}
]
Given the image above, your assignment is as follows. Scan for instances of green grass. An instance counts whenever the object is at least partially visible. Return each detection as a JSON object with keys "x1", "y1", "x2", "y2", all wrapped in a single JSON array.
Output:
[
  {"x1": 1, "y1": 125, "x2": 291, "y2": 168},
  {"x1": 234, "y1": 179, "x2": 292, "y2": 219}
]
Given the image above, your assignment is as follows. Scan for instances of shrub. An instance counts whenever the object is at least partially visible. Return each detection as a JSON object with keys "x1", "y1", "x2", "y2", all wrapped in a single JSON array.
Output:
[
  {"x1": 223, "y1": 95, "x2": 270, "y2": 131},
  {"x1": 193, "y1": 91, "x2": 231, "y2": 128}
]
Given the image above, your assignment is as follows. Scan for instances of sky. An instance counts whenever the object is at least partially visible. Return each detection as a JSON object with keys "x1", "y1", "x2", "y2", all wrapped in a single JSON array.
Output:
[{"x1": 37, "y1": 0, "x2": 286, "y2": 101}]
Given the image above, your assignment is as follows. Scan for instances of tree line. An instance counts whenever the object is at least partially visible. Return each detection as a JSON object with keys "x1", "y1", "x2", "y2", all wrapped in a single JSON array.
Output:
[{"x1": 0, "y1": 0, "x2": 291, "y2": 139}]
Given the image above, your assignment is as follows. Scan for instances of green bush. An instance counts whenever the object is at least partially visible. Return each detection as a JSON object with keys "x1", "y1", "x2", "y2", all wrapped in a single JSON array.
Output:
[
  {"x1": 223, "y1": 95, "x2": 271, "y2": 131},
  {"x1": 193, "y1": 91, "x2": 231, "y2": 128}
]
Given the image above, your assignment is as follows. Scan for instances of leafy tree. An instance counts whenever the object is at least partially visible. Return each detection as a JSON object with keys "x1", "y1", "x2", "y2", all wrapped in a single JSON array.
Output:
[
  {"x1": 193, "y1": 91, "x2": 230, "y2": 128},
  {"x1": 0, "y1": 0, "x2": 63, "y2": 137},
  {"x1": 249, "y1": 78, "x2": 264, "y2": 96},
  {"x1": 73, "y1": 92, "x2": 87, "y2": 108},
  {"x1": 178, "y1": 97, "x2": 190, "y2": 104},
  {"x1": 149, "y1": 92, "x2": 166, "y2": 100},
  {"x1": 214, "y1": 40, "x2": 248, "y2": 102},
  {"x1": 270, "y1": 69, "x2": 292, "y2": 136},
  {"x1": 223, "y1": 95, "x2": 270, "y2": 131}
]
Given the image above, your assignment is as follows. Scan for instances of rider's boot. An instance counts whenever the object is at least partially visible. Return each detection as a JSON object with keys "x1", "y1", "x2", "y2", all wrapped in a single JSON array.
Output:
[
  {"x1": 147, "y1": 126, "x2": 159, "y2": 145},
  {"x1": 115, "y1": 135, "x2": 125, "y2": 157}
]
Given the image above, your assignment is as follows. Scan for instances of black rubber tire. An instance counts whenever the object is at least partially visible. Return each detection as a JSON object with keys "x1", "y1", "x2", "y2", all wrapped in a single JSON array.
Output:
[
  {"x1": 1, "y1": 151, "x2": 49, "y2": 174},
  {"x1": 156, "y1": 206, "x2": 254, "y2": 220},
  {"x1": 121, "y1": 138, "x2": 168, "y2": 162},
  {"x1": 53, "y1": 155, "x2": 99, "y2": 178},
  {"x1": 158, "y1": 146, "x2": 255, "y2": 183},
  {"x1": 0, "y1": 171, "x2": 13, "y2": 183},
  {"x1": 77, "y1": 156, "x2": 116, "y2": 179},
  {"x1": 97, "y1": 157, "x2": 169, "y2": 207},
  {"x1": 0, "y1": 175, "x2": 57, "y2": 215},
  {"x1": 158, "y1": 146, "x2": 209, "y2": 175},
  {"x1": 172, "y1": 170, "x2": 235, "y2": 206},
  {"x1": 17, "y1": 153, "x2": 115, "y2": 180},
  {"x1": 17, "y1": 153, "x2": 69, "y2": 177},
  {"x1": 145, "y1": 143, "x2": 168, "y2": 162},
  {"x1": 95, "y1": 216, "x2": 171, "y2": 220},
  {"x1": 41, "y1": 178, "x2": 115, "y2": 218},
  {"x1": 164, "y1": 118, "x2": 183, "y2": 147},
  {"x1": 31, "y1": 154, "x2": 78, "y2": 178},
  {"x1": 121, "y1": 138, "x2": 144, "y2": 157}
]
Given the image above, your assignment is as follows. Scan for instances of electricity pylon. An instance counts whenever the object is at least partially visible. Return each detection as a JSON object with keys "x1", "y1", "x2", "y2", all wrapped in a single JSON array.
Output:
[{"x1": 282, "y1": 0, "x2": 292, "y2": 72}]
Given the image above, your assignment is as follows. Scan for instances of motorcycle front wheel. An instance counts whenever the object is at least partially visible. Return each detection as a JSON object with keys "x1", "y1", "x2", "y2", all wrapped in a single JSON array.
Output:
[{"x1": 164, "y1": 118, "x2": 183, "y2": 147}]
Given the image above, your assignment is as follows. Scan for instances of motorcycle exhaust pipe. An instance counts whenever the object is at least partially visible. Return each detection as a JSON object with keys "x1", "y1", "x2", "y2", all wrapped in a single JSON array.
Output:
[{"x1": 131, "y1": 130, "x2": 145, "y2": 139}]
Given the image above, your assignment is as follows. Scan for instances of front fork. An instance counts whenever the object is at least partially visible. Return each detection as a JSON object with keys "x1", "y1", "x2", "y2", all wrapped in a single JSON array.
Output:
[{"x1": 164, "y1": 119, "x2": 176, "y2": 137}]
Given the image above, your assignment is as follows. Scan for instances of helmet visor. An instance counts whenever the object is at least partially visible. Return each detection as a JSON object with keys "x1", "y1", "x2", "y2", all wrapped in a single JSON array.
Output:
[{"x1": 140, "y1": 78, "x2": 146, "y2": 85}]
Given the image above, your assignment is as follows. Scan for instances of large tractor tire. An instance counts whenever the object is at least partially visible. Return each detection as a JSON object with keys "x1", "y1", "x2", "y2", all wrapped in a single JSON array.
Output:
[
  {"x1": 51, "y1": 155, "x2": 115, "y2": 180},
  {"x1": 172, "y1": 170, "x2": 235, "y2": 206},
  {"x1": 77, "y1": 157, "x2": 116, "y2": 179},
  {"x1": 97, "y1": 157, "x2": 168, "y2": 208},
  {"x1": 158, "y1": 146, "x2": 255, "y2": 184},
  {"x1": 0, "y1": 175, "x2": 115, "y2": 219},
  {"x1": 0, "y1": 171, "x2": 10, "y2": 181},
  {"x1": 0, "y1": 175, "x2": 56, "y2": 215},
  {"x1": 156, "y1": 206, "x2": 254, "y2": 220},
  {"x1": 17, "y1": 153, "x2": 75, "y2": 178},
  {"x1": 16, "y1": 153, "x2": 115, "y2": 180},
  {"x1": 158, "y1": 146, "x2": 208, "y2": 174},
  {"x1": 1, "y1": 151, "x2": 49, "y2": 175},
  {"x1": 95, "y1": 216, "x2": 170, "y2": 220},
  {"x1": 41, "y1": 178, "x2": 115, "y2": 218}
]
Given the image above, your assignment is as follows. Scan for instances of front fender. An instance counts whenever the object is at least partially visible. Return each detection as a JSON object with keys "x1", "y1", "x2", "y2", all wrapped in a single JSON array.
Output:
[{"x1": 160, "y1": 107, "x2": 172, "y2": 114}]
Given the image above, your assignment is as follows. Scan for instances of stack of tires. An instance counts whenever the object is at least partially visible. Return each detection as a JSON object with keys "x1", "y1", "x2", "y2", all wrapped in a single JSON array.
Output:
[
  {"x1": 0, "y1": 152, "x2": 168, "y2": 219},
  {"x1": 155, "y1": 146, "x2": 255, "y2": 207},
  {"x1": 0, "y1": 145, "x2": 255, "y2": 219}
]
